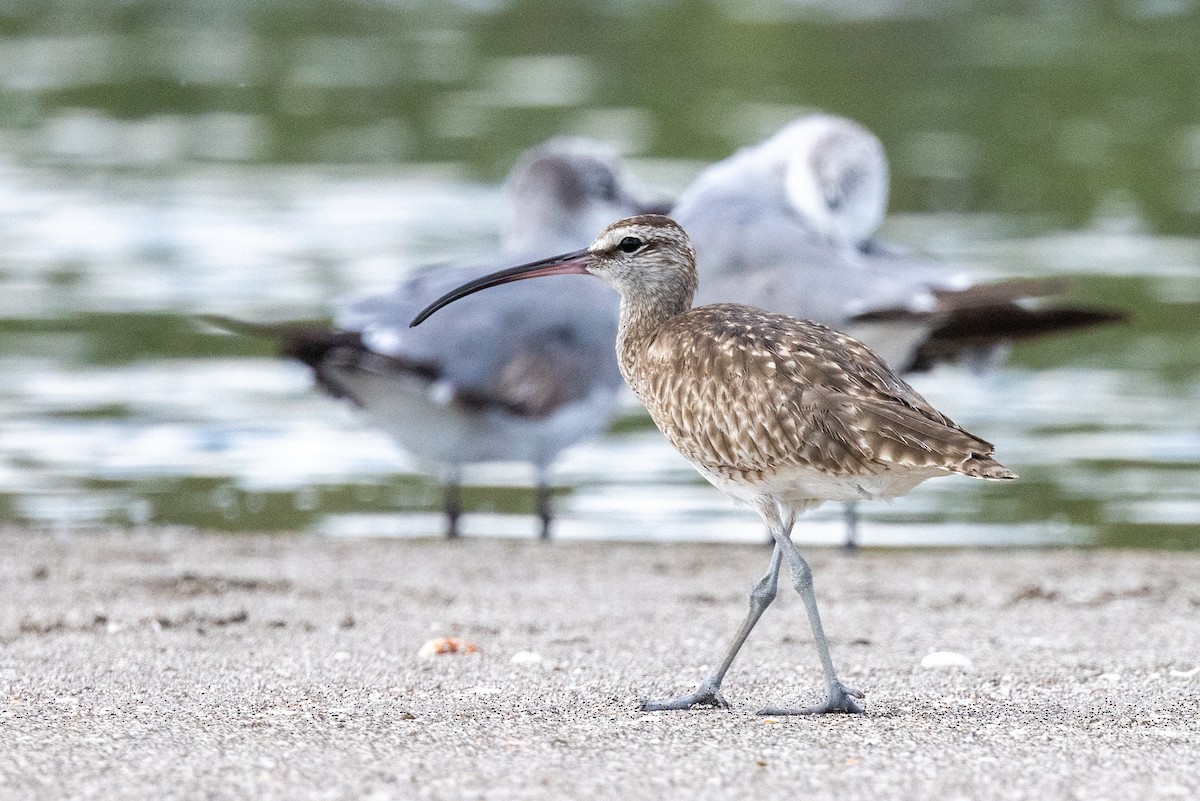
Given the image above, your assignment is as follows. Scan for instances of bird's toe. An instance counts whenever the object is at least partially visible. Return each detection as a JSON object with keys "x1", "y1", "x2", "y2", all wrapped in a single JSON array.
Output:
[
  {"x1": 758, "y1": 682, "x2": 865, "y2": 716},
  {"x1": 640, "y1": 686, "x2": 729, "y2": 712}
]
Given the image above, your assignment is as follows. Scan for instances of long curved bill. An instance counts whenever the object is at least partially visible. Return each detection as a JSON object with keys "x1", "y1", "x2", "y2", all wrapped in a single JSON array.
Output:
[{"x1": 409, "y1": 248, "x2": 594, "y2": 327}]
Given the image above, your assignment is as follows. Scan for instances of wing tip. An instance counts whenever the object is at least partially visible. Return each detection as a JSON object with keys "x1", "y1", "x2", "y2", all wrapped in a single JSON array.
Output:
[{"x1": 963, "y1": 455, "x2": 1017, "y2": 480}]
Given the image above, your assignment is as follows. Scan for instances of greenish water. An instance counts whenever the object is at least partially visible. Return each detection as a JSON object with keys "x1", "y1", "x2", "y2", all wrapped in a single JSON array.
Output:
[
  {"x1": 7, "y1": 1, "x2": 1200, "y2": 230},
  {"x1": 1, "y1": 0, "x2": 1198, "y2": 546}
]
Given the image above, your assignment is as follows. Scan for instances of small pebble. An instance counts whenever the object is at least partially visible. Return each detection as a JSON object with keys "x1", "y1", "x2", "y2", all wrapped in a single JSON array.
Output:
[
  {"x1": 510, "y1": 651, "x2": 543, "y2": 665},
  {"x1": 921, "y1": 651, "x2": 972, "y2": 669},
  {"x1": 418, "y1": 637, "x2": 480, "y2": 658}
]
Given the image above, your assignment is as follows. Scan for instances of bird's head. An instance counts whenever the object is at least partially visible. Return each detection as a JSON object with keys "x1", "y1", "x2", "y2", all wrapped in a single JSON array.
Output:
[
  {"x1": 504, "y1": 139, "x2": 663, "y2": 255},
  {"x1": 766, "y1": 115, "x2": 890, "y2": 248},
  {"x1": 409, "y1": 215, "x2": 698, "y2": 327},
  {"x1": 580, "y1": 215, "x2": 697, "y2": 303}
]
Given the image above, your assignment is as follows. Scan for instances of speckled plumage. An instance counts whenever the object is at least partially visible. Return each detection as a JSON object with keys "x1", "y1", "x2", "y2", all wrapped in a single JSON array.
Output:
[{"x1": 623, "y1": 304, "x2": 1012, "y2": 497}]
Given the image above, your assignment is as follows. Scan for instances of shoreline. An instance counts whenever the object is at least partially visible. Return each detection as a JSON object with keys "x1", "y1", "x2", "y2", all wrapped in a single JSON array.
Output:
[{"x1": 2, "y1": 530, "x2": 1198, "y2": 800}]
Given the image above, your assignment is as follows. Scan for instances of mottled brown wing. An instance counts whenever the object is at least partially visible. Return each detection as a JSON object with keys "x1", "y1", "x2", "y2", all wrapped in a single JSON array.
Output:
[{"x1": 636, "y1": 304, "x2": 1011, "y2": 478}]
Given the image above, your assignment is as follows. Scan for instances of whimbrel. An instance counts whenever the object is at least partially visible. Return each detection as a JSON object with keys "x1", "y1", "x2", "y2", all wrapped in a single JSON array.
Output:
[
  {"x1": 212, "y1": 139, "x2": 654, "y2": 539},
  {"x1": 410, "y1": 214, "x2": 1015, "y2": 714},
  {"x1": 674, "y1": 114, "x2": 1119, "y2": 546}
]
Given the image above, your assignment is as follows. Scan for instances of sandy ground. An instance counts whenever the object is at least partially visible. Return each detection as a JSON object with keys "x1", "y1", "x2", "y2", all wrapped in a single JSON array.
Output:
[{"x1": 1, "y1": 529, "x2": 1198, "y2": 801}]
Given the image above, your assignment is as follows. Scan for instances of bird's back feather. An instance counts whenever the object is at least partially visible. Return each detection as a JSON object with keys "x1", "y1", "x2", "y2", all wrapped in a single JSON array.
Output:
[{"x1": 624, "y1": 304, "x2": 1015, "y2": 485}]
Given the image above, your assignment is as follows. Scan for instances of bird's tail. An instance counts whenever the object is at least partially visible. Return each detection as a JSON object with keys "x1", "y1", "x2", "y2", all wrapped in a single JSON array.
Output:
[
  {"x1": 904, "y1": 280, "x2": 1125, "y2": 373},
  {"x1": 197, "y1": 315, "x2": 361, "y2": 370},
  {"x1": 961, "y1": 454, "x2": 1018, "y2": 481}
]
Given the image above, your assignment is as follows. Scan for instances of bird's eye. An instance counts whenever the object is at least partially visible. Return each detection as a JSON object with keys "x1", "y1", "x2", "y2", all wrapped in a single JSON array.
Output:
[{"x1": 617, "y1": 236, "x2": 643, "y2": 253}]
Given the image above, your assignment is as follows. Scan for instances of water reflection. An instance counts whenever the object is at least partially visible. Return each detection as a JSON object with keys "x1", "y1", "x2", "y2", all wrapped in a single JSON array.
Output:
[{"x1": 0, "y1": 1, "x2": 1198, "y2": 545}]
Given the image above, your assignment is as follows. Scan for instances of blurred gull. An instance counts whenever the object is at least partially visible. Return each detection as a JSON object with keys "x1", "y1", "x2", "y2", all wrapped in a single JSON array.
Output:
[
  {"x1": 674, "y1": 114, "x2": 1122, "y2": 546},
  {"x1": 676, "y1": 113, "x2": 1121, "y2": 371},
  {"x1": 212, "y1": 138, "x2": 656, "y2": 538}
]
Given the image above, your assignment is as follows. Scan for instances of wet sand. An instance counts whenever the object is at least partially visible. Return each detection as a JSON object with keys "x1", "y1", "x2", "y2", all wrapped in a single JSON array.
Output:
[{"x1": 2, "y1": 529, "x2": 1198, "y2": 800}]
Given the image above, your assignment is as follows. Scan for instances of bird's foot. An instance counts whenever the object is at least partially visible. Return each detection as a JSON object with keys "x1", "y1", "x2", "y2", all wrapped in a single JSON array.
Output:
[
  {"x1": 758, "y1": 681, "x2": 864, "y2": 716},
  {"x1": 641, "y1": 682, "x2": 730, "y2": 712}
]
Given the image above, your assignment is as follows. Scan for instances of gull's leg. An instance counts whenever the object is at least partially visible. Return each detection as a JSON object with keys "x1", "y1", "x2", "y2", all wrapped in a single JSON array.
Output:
[
  {"x1": 441, "y1": 468, "x2": 462, "y2": 540},
  {"x1": 759, "y1": 499, "x2": 864, "y2": 716},
  {"x1": 534, "y1": 467, "x2": 553, "y2": 541},
  {"x1": 842, "y1": 502, "x2": 861, "y2": 554},
  {"x1": 641, "y1": 544, "x2": 783, "y2": 711}
]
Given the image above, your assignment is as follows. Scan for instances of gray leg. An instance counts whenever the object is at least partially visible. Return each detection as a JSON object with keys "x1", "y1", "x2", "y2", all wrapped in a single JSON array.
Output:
[
  {"x1": 843, "y1": 502, "x2": 861, "y2": 554},
  {"x1": 534, "y1": 468, "x2": 552, "y2": 541},
  {"x1": 641, "y1": 544, "x2": 783, "y2": 711},
  {"x1": 758, "y1": 499, "x2": 864, "y2": 716},
  {"x1": 442, "y1": 469, "x2": 462, "y2": 540}
]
